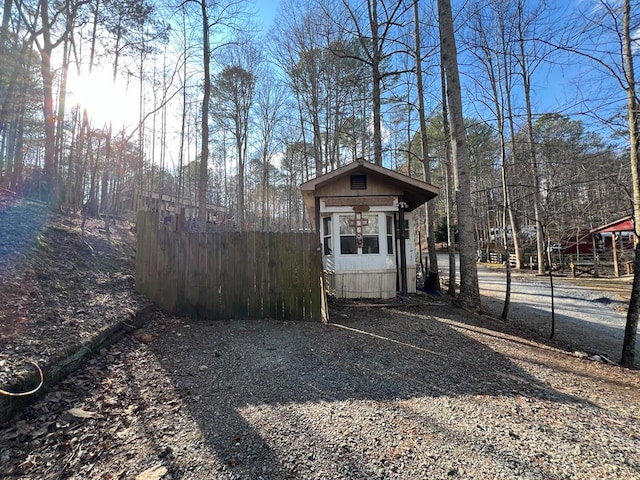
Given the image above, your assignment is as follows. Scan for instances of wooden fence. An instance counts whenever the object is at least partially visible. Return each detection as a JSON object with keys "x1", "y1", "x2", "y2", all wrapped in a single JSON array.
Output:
[{"x1": 136, "y1": 212, "x2": 324, "y2": 321}]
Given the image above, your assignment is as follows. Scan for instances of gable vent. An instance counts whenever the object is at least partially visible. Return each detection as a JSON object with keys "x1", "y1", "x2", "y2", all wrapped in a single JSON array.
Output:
[{"x1": 350, "y1": 174, "x2": 367, "y2": 190}]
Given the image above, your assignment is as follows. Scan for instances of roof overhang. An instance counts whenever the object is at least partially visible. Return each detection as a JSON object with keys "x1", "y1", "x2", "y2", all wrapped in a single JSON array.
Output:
[
  {"x1": 591, "y1": 215, "x2": 635, "y2": 234},
  {"x1": 300, "y1": 159, "x2": 439, "y2": 227}
]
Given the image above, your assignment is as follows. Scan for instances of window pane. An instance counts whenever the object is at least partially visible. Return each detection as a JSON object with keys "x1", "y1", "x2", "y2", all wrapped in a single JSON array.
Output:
[
  {"x1": 322, "y1": 217, "x2": 332, "y2": 255},
  {"x1": 362, "y1": 214, "x2": 379, "y2": 234},
  {"x1": 363, "y1": 236, "x2": 379, "y2": 254},
  {"x1": 340, "y1": 236, "x2": 357, "y2": 254},
  {"x1": 386, "y1": 215, "x2": 393, "y2": 235},
  {"x1": 339, "y1": 215, "x2": 352, "y2": 234},
  {"x1": 322, "y1": 216, "x2": 332, "y2": 235},
  {"x1": 387, "y1": 236, "x2": 394, "y2": 254},
  {"x1": 323, "y1": 237, "x2": 332, "y2": 255}
]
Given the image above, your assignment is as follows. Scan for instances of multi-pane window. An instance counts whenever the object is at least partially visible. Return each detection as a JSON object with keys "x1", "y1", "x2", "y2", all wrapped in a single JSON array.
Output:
[
  {"x1": 339, "y1": 215, "x2": 357, "y2": 254},
  {"x1": 386, "y1": 215, "x2": 394, "y2": 254},
  {"x1": 322, "y1": 216, "x2": 332, "y2": 255},
  {"x1": 361, "y1": 214, "x2": 379, "y2": 254},
  {"x1": 338, "y1": 213, "x2": 380, "y2": 254}
]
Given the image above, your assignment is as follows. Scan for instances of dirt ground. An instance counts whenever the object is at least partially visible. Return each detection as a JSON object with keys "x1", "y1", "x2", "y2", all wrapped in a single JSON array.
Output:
[{"x1": 0, "y1": 194, "x2": 639, "y2": 479}]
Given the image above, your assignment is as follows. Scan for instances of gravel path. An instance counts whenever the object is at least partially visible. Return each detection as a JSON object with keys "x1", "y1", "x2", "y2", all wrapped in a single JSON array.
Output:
[
  {"x1": 2, "y1": 299, "x2": 638, "y2": 479},
  {"x1": 475, "y1": 265, "x2": 636, "y2": 366}
]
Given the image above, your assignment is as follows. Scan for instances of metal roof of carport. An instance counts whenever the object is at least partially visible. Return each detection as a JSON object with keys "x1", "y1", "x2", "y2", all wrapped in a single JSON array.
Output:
[{"x1": 590, "y1": 215, "x2": 635, "y2": 234}]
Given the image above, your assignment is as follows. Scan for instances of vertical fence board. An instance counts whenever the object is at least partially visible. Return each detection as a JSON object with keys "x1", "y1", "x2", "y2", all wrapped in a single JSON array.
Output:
[
  {"x1": 214, "y1": 233, "x2": 224, "y2": 318},
  {"x1": 273, "y1": 232, "x2": 283, "y2": 320},
  {"x1": 254, "y1": 232, "x2": 265, "y2": 318},
  {"x1": 147, "y1": 214, "x2": 159, "y2": 301},
  {"x1": 135, "y1": 211, "x2": 147, "y2": 296},
  {"x1": 289, "y1": 233, "x2": 302, "y2": 319},
  {"x1": 304, "y1": 233, "x2": 317, "y2": 320},
  {"x1": 233, "y1": 232, "x2": 245, "y2": 318},
  {"x1": 299, "y1": 233, "x2": 310, "y2": 319},
  {"x1": 155, "y1": 229, "x2": 167, "y2": 311},
  {"x1": 220, "y1": 232, "x2": 233, "y2": 318},
  {"x1": 246, "y1": 231, "x2": 256, "y2": 318},
  {"x1": 208, "y1": 233, "x2": 219, "y2": 319},
  {"x1": 196, "y1": 232, "x2": 206, "y2": 318},
  {"x1": 267, "y1": 232, "x2": 279, "y2": 319}
]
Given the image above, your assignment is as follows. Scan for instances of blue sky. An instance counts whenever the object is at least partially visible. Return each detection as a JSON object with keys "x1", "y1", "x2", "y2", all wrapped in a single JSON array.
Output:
[{"x1": 255, "y1": 0, "x2": 280, "y2": 28}]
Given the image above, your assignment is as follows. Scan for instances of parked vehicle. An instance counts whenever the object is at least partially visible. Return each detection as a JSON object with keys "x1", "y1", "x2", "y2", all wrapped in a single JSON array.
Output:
[
  {"x1": 547, "y1": 243, "x2": 562, "y2": 253},
  {"x1": 489, "y1": 227, "x2": 512, "y2": 242},
  {"x1": 600, "y1": 231, "x2": 635, "y2": 251}
]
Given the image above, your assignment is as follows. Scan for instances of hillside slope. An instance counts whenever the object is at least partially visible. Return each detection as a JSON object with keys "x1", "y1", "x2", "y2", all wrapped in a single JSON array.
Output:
[{"x1": 0, "y1": 191, "x2": 146, "y2": 392}]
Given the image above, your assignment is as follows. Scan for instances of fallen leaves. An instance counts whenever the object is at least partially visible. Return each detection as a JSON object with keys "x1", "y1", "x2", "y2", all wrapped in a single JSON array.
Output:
[
  {"x1": 66, "y1": 407, "x2": 104, "y2": 420},
  {"x1": 135, "y1": 465, "x2": 168, "y2": 480},
  {"x1": 0, "y1": 359, "x2": 43, "y2": 397},
  {"x1": 0, "y1": 201, "x2": 145, "y2": 393}
]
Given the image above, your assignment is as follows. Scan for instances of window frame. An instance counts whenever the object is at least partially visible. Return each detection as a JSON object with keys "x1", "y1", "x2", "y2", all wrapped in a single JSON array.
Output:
[
  {"x1": 386, "y1": 215, "x2": 394, "y2": 254},
  {"x1": 337, "y1": 213, "x2": 381, "y2": 255},
  {"x1": 322, "y1": 216, "x2": 332, "y2": 255}
]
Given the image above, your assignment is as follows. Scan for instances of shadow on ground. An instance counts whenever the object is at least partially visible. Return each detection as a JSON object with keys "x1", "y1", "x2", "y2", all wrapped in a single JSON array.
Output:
[{"x1": 145, "y1": 300, "x2": 591, "y2": 478}]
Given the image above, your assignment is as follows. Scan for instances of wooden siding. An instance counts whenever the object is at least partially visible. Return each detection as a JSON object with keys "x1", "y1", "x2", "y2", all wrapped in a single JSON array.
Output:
[
  {"x1": 327, "y1": 270, "x2": 397, "y2": 299},
  {"x1": 326, "y1": 266, "x2": 416, "y2": 299},
  {"x1": 315, "y1": 173, "x2": 405, "y2": 199},
  {"x1": 136, "y1": 212, "x2": 324, "y2": 321}
]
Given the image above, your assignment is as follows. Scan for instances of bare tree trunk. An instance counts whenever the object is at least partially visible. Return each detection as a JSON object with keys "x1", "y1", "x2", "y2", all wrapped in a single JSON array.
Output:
[
  {"x1": 517, "y1": 2, "x2": 545, "y2": 275},
  {"x1": 503, "y1": 56, "x2": 523, "y2": 270},
  {"x1": 340, "y1": 0, "x2": 406, "y2": 166},
  {"x1": 437, "y1": 0, "x2": 480, "y2": 310},
  {"x1": 55, "y1": 37, "x2": 71, "y2": 197},
  {"x1": 41, "y1": 50, "x2": 58, "y2": 204},
  {"x1": 369, "y1": 0, "x2": 385, "y2": 166},
  {"x1": 177, "y1": 10, "x2": 188, "y2": 210},
  {"x1": 440, "y1": 18, "x2": 456, "y2": 297},
  {"x1": 198, "y1": 0, "x2": 210, "y2": 223},
  {"x1": 621, "y1": 0, "x2": 639, "y2": 368},
  {"x1": 413, "y1": 0, "x2": 438, "y2": 282},
  {"x1": 0, "y1": 0, "x2": 12, "y2": 50}
]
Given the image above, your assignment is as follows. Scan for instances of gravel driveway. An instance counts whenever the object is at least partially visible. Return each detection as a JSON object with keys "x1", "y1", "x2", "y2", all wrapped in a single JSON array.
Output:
[
  {"x1": 2, "y1": 296, "x2": 639, "y2": 479},
  {"x1": 474, "y1": 264, "x2": 636, "y2": 365}
]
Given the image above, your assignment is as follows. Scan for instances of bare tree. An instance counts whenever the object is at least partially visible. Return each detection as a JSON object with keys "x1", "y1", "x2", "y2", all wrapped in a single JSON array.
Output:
[
  {"x1": 212, "y1": 61, "x2": 256, "y2": 230},
  {"x1": 621, "y1": 0, "x2": 639, "y2": 368},
  {"x1": 17, "y1": 0, "x2": 91, "y2": 206},
  {"x1": 413, "y1": 0, "x2": 439, "y2": 279},
  {"x1": 198, "y1": 0, "x2": 211, "y2": 222},
  {"x1": 272, "y1": 0, "x2": 368, "y2": 175},
  {"x1": 255, "y1": 74, "x2": 287, "y2": 230},
  {"x1": 336, "y1": 0, "x2": 413, "y2": 166},
  {"x1": 437, "y1": 0, "x2": 480, "y2": 310},
  {"x1": 514, "y1": 0, "x2": 547, "y2": 275},
  {"x1": 467, "y1": 0, "x2": 524, "y2": 271},
  {"x1": 540, "y1": 0, "x2": 638, "y2": 366},
  {"x1": 179, "y1": 0, "x2": 248, "y2": 223}
]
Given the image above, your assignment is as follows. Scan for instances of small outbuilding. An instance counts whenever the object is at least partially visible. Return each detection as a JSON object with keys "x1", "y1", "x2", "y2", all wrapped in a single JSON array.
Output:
[
  {"x1": 591, "y1": 215, "x2": 636, "y2": 276},
  {"x1": 300, "y1": 158, "x2": 439, "y2": 299}
]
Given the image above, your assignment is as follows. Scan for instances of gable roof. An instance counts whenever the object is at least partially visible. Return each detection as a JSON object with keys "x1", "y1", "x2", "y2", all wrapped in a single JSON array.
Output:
[
  {"x1": 300, "y1": 158, "x2": 439, "y2": 226},
  {"x1": 591, "y1": 215, "x2": 635, "y2": 234}
]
